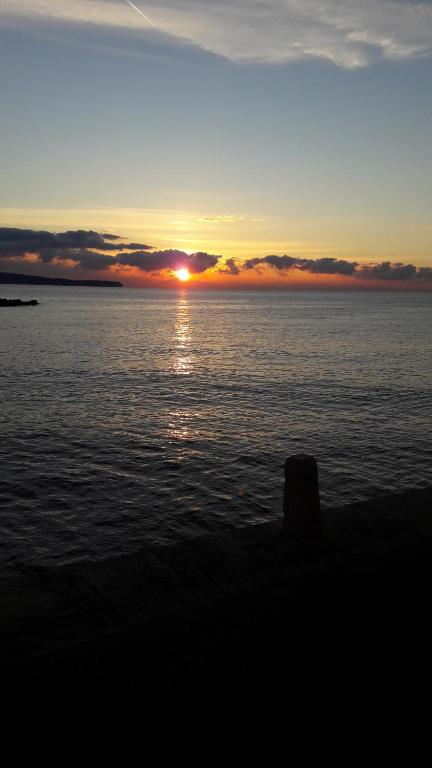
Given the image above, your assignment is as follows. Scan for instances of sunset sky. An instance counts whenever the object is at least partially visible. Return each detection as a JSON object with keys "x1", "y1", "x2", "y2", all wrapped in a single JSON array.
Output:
[{"x1": 1, "y1": 0, "x2": 431, "y2": 289}]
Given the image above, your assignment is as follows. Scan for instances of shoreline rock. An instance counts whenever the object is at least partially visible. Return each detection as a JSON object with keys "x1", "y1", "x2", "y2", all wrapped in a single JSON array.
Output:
[{"x1": 0, "y1": 298, "x2": 39, "y2": 307}]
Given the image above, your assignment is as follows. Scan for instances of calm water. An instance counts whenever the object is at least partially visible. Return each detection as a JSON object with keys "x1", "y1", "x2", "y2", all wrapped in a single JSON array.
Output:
[{"x1": 1, "y1": 286, "x2": 432, "y2": 570}]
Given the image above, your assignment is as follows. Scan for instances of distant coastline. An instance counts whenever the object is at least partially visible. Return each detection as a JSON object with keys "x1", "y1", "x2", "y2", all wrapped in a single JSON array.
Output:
[{"x1": 0, "y1": 271, "x2": 123, "y2": 288}]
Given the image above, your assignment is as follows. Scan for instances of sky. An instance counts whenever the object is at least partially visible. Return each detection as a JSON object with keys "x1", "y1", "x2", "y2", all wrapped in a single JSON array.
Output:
[{"x1": 0, "y1": 0, "x2": 431, "y2": 289}]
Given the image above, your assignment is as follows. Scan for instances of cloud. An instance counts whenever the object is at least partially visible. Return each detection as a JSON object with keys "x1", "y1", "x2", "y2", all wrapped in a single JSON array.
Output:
[
  {"x1": 219, "y1": 258, "x2": 240, "y2": 276},
  {"x1": 117, "y1": 249, "x2": 185, "y2": 271},
  {"x1": 416, "y1": 267, "x2": 432, "y2": 280},
  {"x1": 244, "y1": 254, "x2": 357, "y2": 275},
  {"x1": 0, "y1": 227, "x2": 105, "y2": 255},
  {"x1": 117, "y1": 248, "x2": 221, "y2": 273},
  {"x1": 197, "y1": 216, "x2": 245, "y2": 224},
  {"x1": 0, "y1": 227, "x2": 151, "y2": 257},
  {"x1": 62, "y1": 250, "x2": 118, "y2": 271},
  {"x1": 0, "y1": 228, "x2": 220, "y2": 275},
  {"x1": 0, "y1": 227, "x2": 151, "y2": 272},
  {"x1": 356, "y1": 261, "x2": 417, "y2": 280},
  {"x1": 2, "y1": 0, "x2": 432, "y2": 68},
  {"x1": 298, "y1": 257, "x2": 358, "y2": 276},
  {"x1": 188, "y1": 251, "x2": 220, "y2": 273},
  {"x1": 244, "y1": 255, "x2": 298, "y2": 270},
  {"x1": 119, "y1": 242, "x2": 153, "y2": 250},
  {"x1": 241, "y1": 254, "x2": 432, "y2": 281}
]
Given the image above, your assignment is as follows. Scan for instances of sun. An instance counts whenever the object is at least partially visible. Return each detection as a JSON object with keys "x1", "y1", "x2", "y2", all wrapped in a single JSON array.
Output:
[{"x1": 175, "y1": 267, "x2": 190, "y2": 282}]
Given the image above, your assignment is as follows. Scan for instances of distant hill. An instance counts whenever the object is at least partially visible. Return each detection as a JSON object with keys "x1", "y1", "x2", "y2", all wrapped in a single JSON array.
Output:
[{"x1": 0, "y1": 271, "x2": 123, "y2": 288}]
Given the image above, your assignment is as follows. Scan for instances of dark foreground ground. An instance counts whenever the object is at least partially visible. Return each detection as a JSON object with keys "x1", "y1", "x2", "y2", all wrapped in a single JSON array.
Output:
[{"x1": 1, "y1": 487, "x2": 432, "y2": 699}]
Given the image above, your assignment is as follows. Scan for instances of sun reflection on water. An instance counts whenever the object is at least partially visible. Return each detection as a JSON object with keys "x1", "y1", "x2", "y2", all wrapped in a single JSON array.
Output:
[
  {"x1": 167, "y1": 408, "x2": 194, "y2": 447},
  {"x1": 167, "y1": 293, "x2": 195, "y2": 452},
  {"x1": 171, "y1": 291, "x2": 193, "y2": 376}
]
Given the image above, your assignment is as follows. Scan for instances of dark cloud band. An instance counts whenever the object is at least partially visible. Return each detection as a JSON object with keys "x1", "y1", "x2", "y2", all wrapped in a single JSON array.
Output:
[
  {"x1": 0, "y1": 228, "x2": 221, "y2": 276},
  {"x1": 0, "y1": 228, "x2": 152, "y2": 259},
  {"x1": 117, "y1": 249, "x2": 221, "y2": 274},
  {"x1": 0, "y1": 227, "x2": 430, "y2": 282},
  {"x1": 243, "y1": 254, "x2": 431, "y2": 281}
]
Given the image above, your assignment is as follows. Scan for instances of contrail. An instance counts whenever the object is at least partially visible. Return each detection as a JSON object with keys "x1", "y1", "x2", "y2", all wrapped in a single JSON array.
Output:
[{"x1": 125, "y1": 0, "x2": 154, "y2": 26}]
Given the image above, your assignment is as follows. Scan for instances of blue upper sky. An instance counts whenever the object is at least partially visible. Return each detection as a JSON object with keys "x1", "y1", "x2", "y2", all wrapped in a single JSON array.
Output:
[{"x1": 0, "y1": 0, "x2": 431, "y2": 285}]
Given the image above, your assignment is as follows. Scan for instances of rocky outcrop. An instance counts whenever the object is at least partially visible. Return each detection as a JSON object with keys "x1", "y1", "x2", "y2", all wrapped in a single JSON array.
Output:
[{"x1": 0, "y1": 298, "x2": 39, "y2": 307}]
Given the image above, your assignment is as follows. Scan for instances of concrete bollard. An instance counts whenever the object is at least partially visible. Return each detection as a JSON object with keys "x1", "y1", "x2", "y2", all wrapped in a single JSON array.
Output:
[{"x1": 283, "y1": 454, "x2": 322, "y2": 539}]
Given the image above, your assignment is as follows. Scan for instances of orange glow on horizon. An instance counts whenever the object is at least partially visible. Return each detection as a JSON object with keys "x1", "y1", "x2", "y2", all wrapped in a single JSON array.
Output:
[{"x1": 108, "y1": 263, "x2": 432, "y2": 291}]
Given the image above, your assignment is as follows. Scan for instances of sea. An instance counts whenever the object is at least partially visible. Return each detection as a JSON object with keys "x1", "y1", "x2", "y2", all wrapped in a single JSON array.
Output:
[{"x1": 1, "y1": 286, "x2": 432, "y2": 570}]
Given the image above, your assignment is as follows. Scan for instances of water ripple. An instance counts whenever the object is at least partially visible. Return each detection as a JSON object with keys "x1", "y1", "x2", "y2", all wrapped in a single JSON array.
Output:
[{"x1": 1, "y1": 287, "x2": 431, "y2": 569}]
